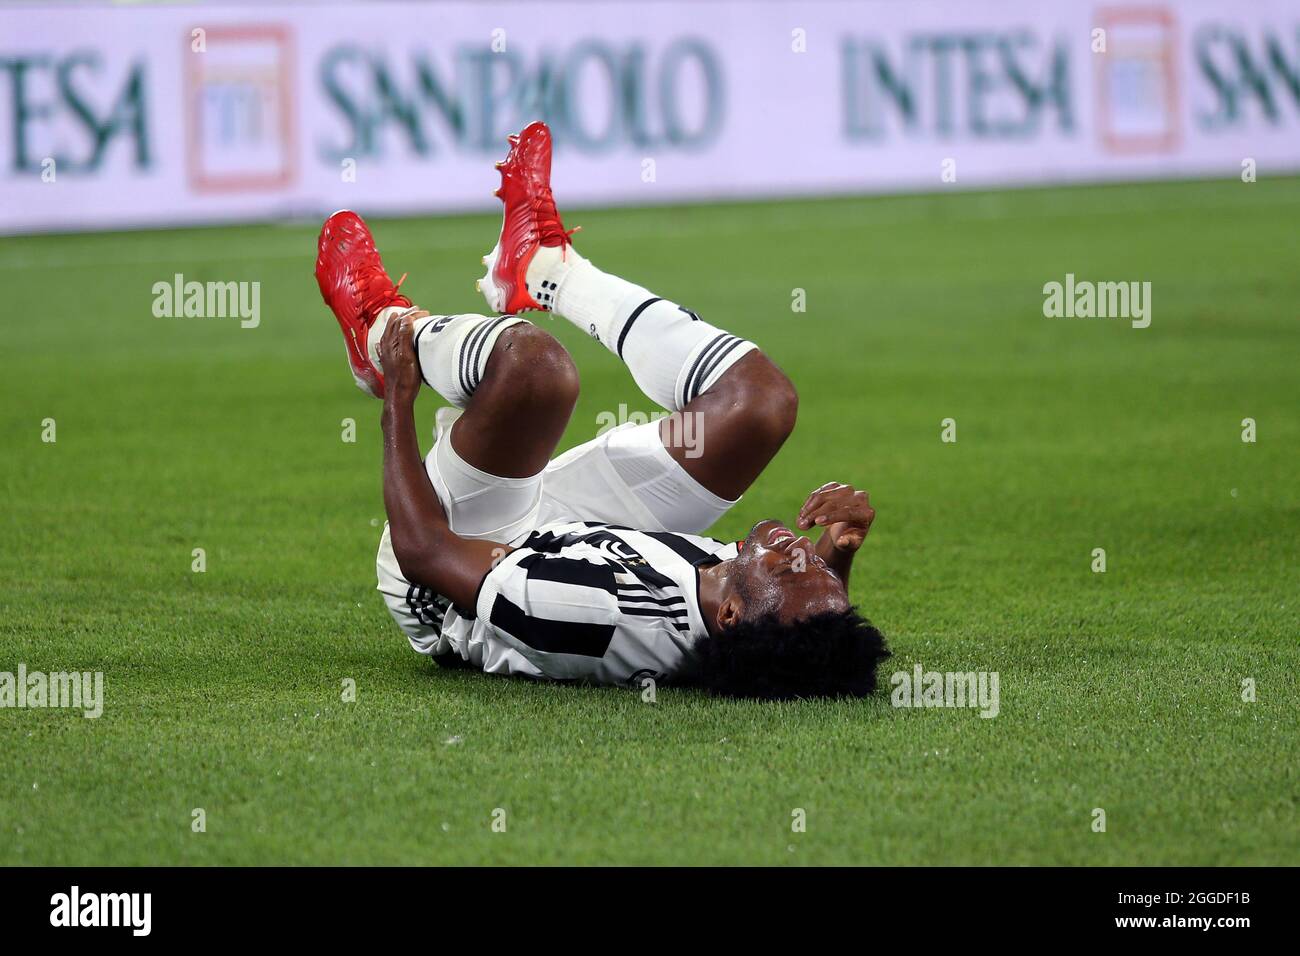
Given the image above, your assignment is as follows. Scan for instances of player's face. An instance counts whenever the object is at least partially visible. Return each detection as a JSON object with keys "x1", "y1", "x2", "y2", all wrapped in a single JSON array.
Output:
[{"x1": 732, "y1": 519, "x2": 850, "y2": 623}]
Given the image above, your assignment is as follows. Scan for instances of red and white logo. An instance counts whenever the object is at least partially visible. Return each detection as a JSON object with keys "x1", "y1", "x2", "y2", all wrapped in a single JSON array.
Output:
[
  {"x1": 185, "y1": 25, "x2": 297, "y2": 192},
  {"x1": 1095, "y1": 7, "x2": 1180, "y2": 154}
]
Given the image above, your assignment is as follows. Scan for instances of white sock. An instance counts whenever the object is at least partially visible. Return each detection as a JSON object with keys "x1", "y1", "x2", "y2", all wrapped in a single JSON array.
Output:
[
  {"x1": 371, "y1": 307, "x2": 526, "y2": 407},
  {"x1": 526, "y1": 247, "x2": 756, "y2": 411}
]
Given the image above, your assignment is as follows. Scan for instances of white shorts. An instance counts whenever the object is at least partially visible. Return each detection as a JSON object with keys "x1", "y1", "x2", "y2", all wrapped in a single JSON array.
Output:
[{"x1": 376, "y1": 420, "x2": 736, "y2": 651}]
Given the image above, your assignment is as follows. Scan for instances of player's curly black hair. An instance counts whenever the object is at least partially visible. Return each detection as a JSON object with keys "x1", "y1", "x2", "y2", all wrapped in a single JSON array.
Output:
[{"x1": 690, "y1": 608, "x2": 890, "y2": 700}]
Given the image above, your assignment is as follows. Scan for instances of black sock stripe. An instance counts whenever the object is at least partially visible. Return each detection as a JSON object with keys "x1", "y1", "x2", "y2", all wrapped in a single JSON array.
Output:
[
  {"x1": 457, "y1": 324, "x2": 477, "y2": 398},
  {"x1": 694, "y1": 334, "x2": 738, "y2": 399},
  {"x1": 413, "y1": 322, "x2": 434, "y2": 388},
  {"x1": 690, "y1": 335, "x2": 740, "y2": 403},
  {"x1": 615, "y1": 297, "x2": 663, "y2": 359},
  {"x1": 680, "y1": 333, "x2": 732, "y2": 408},
  {"x1": 679, "y1": 334, "x2": 727, "y2": 408},
  {"x1": 462, "y1": 321, "x2": 491, "y2": 395},
  {"x1": 690, "y1": 337, "x2": 744, "y2": 403},
  {"x1": 469, "y1": 317, "x2": 504, "y2": 392},
  {"x1": 459, "y1": 318, "x2": 495, "y2": 397},
  {"x1": 468, "y1": 317, "x2": 511, "y2": 393}
]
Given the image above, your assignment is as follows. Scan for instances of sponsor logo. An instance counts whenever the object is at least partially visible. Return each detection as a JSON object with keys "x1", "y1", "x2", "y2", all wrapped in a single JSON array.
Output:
[
  {"x1": 1194, "y1": 20, "x2": 1300, "y2": 131},
  {"x1": 841, "y1": 31, "x2": 1074, "y2": 141},
  {"x1": 0, "y1": 52, "x2": 150, "y2": 175},
  {"x1": 186, "y1": 25, "x2": 297, "y2": 192},
  {"x1": 1096, "y1": 7, "x2": 1180, "y2": 154},
  {"x1": 318, "y1": 37, "x2": 725, "y2": 160}
]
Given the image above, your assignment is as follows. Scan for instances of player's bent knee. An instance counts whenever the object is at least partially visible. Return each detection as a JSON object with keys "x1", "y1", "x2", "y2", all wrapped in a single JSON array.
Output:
[
  {"x1": 488, "y1": 323, "x2": 580, "y2": 409},
  {"x1": 736, "y1": 352, "x2": 798, "y2": 445}
]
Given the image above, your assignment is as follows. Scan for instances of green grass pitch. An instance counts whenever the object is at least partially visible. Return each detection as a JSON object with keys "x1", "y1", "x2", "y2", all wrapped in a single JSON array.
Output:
[{"x1": 1, "y1": 177, "x2": 1296, "y2": 865}]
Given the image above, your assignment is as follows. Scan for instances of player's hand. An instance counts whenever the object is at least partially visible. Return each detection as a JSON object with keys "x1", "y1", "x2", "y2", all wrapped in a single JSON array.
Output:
[
  {"x1": 797, "y1": 482, "x2": 875, "y2": 553},
  {"x1": 377, "y1": 309, "x2": 428, "y2": 405}
]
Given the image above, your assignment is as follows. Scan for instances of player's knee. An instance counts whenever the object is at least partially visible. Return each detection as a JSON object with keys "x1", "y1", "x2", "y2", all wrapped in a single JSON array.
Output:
[
  {"x1": 740, "y1": 352, "x2": 798, "y2": 444},
  {"x1": 492, "y1": 323, "x2": 580, "y2": 409}
]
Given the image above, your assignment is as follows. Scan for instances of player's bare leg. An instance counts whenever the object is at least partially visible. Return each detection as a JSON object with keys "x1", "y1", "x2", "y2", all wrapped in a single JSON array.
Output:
[
  {"x1": 478, "y1": 122, "x2": 796, "y2": 503},
  {"x1": 315, "y1": 210, "x2": 578, "y2": 480},
  {"x1": 444, "y1": 322, "x2": 578, "y2": 478},
  {"x1": 656, "y1": 351, "x2": 797, "y2": 500}
]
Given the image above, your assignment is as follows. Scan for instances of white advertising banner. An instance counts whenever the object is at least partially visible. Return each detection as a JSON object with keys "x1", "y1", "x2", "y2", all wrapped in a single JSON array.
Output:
[{"x1": 1, "y1": 0, "x2": 1299, "y2": 234}]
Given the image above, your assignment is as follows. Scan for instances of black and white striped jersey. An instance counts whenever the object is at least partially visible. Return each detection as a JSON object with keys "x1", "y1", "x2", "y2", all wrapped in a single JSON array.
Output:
[{"x1": 415, "y1": 521, "x2": 739, "y2": 686}]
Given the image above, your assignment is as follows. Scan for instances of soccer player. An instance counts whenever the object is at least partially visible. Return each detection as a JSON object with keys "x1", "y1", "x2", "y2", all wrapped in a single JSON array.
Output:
[{"x1": 315, "y1": 121, "x2": 888, "y2": 699}]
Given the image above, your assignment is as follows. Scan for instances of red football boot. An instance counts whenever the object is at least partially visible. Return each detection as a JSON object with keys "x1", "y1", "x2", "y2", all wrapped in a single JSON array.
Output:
[
  {"x1": 315, "y1": 210, "x2": 412, "y2": 398},
  {"x1": 477, "y1": 121, "x2": 578, "y2": 314}
]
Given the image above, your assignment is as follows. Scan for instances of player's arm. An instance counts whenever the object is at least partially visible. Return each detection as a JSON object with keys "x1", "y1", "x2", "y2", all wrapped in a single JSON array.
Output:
[
  {"x1": 377, "y1": 313, "x2": 510, "y2": 610},
  {"x1": 797, "y1": 482, "x2": 876, "y2": 587}
]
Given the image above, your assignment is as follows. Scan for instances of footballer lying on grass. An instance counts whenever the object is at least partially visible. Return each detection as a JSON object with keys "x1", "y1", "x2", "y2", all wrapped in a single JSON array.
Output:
[{"x1": 315, "y1": 121, "x2": 889, "y2": 699}]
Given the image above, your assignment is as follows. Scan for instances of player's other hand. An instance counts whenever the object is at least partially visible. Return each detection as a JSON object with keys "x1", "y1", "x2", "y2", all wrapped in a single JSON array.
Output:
[
  {"x1": 797, "y1": 482, "x2": 875, "y2": 553},
  {"x1": 377, "y1": 309, "x2": 428, "y2": 405}
]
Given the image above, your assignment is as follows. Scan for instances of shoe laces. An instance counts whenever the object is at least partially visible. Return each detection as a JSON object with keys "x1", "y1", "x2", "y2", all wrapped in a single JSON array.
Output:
[
  {"x1": 534, "y1": 187, "x2": 580, "y2": 252},
  {"x1": 358, "y1": 268, "x2": 411, "y2": 323}
]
